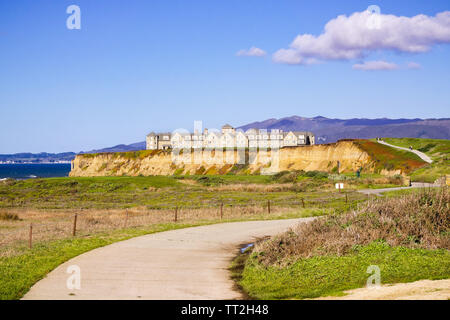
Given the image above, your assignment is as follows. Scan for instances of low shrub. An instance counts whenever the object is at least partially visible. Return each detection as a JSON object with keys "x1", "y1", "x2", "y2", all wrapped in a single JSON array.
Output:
[{"x1": 0, "y1": 212, "x2": 20, "y2": 221}]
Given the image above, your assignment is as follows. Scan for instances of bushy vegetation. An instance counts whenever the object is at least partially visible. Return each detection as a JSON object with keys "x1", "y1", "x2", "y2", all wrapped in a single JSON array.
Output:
[
  {"x1": 237, "y1": 188, "x2": 450, "y2": 299},
  {"x1": 272, "y1": 170, "x2": 329, "y2": 184},
  {"x1": 255, "y1": 188, "x2": 449, "y2": 264},
  {"x1": 0, "y1": 212, "x2": 20, "y2": 221}
]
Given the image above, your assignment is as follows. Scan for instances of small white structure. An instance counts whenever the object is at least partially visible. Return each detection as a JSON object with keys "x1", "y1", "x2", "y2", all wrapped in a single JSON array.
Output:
[{"x1": 335, "y1": 183, "x2": 344, "y2": 190}]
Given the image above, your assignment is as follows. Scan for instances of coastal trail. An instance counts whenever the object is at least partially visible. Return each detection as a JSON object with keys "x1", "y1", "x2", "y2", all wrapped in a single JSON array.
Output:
[
  {"x1": 377, "y1": 140, "x2": 433, "y2": 164},
  {"x1": 358, "y1": 182, "x2": 437, "y2": 196},
  {"x1": 23, "y1": 218, "x2": 313, "y2": 300}
]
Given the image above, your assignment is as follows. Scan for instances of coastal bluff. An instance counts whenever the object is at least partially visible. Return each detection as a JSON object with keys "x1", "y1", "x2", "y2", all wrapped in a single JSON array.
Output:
[{"x1": 69, "y1": 140, "x2": 425, "y2": 177}]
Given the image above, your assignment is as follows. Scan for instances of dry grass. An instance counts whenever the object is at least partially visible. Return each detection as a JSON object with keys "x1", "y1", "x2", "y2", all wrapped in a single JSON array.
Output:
[
  {"x1": 0, "y1": 204, "x2": 308, "y2": 258},
  {"x1": 210, "y1": 183, "x2": 307, "y2": 193},
  {"x1": 0, "y1": 212, "x2": 20, "y2": 221},
  {"x1": 255, "y1": 187, "x2": 450, "y2": 266}
]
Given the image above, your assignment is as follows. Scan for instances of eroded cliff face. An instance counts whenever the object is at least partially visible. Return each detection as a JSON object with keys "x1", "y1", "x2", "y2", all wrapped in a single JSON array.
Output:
[{"x1": 70, "y1": 141, "x2": 378, "y2": 177}]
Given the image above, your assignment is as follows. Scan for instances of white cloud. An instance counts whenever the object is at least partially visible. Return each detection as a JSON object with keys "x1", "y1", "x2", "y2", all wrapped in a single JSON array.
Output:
[
  {"x1": 352, "y1": 60, "x2": 399, "y2": 71},
  {"x1": 236, "y1": 47, "x2": 267, "y2": 57},
  {"x1": 407, "y1": 62, "x2": 422, "y2": 69},
  {"x1": 273, "y1": 10, "x2": 450, "y2": 65}
]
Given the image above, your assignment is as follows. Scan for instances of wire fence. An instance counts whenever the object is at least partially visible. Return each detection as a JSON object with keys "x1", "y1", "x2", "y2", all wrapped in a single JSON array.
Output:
[{"x1": 0, "y1": 193, "x2": 363, "y2": 257}]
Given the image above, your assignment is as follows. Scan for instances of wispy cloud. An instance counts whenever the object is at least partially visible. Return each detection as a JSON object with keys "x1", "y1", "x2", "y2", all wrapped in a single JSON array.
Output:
[
  {"x1": 407, "y1": 62, "x2": 422, "y2": 69},
  {"x1": 352, "y1": 61, "x2": 399, "y2": 71},
  {"x1": 236, "y1": 47, "x2": 267, "y2": 57},
  {"x1": 273, "y1": 10, "x2": 450, "y2": 65}
]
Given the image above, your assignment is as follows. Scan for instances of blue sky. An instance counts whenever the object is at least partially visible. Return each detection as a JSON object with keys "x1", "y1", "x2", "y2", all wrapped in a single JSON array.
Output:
[{"x1": 0, "y1": 0, "x2": 449, "y2": 153}]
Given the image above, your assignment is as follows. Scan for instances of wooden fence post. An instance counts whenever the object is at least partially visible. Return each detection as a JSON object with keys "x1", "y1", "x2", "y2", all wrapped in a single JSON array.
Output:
[
  {"x1": 301, "y1": 198, "x2": 305, "y2": 208},
  {"x1": 220, "y1": 202, "x2": 223, "y2": 220},
  {"x1": 73, "y1": 213, "x2": 78, "y2": 236},
  {"x1": 174, "y1": 207, "x2": 178, "y2": 222},
  {"x1": 29, "y1": 223, "x2": 33, "y2": 249},
  {"x1": 267, "y1": 200, "x2": 271, "y2": 214},
  {"x1": 345, "y1": 193, "x2": 348, "y2": 203}
]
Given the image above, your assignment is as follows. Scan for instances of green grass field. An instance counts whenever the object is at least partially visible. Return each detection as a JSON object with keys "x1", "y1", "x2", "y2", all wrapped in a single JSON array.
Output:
[
  {"x1": 0, "y1": 174, "x2": 373, "y2": 210},
  {"x1": 239, "y1": 242, "x2": 450, "y2": 299}
]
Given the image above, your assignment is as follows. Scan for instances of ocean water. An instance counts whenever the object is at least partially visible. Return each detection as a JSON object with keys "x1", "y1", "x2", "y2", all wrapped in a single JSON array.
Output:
[{"x1": 0, "y1": 164, "x2": 72, "y2": 180}]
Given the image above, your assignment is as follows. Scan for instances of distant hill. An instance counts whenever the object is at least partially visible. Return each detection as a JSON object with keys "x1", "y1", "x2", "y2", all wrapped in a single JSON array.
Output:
[
  {"x1": 2, "y1": 116, "x2": 449, "y2": 163},
  {"x1": 0, "y1": 142, "x2": 146, "y2": 163},
  {"x1": 0, "y1": 152, "x2": 77, "y2": 163},
  {"x1": 238, "y1": 116, "x2": 450, "y2": 144},
  {"x1": 81, "y1": 141, "x2": 146, "y2": 154}
]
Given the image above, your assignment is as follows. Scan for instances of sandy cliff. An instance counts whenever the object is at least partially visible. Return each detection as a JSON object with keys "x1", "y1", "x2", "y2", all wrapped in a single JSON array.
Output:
[{"x1": 70, "y1": 140, "x2": 400, "y2": 177}]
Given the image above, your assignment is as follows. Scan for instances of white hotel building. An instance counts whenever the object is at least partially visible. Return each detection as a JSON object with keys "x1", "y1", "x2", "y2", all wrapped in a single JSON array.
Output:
[{"x1": 146, "y1": 124, "x2": 315, "y2": 150}]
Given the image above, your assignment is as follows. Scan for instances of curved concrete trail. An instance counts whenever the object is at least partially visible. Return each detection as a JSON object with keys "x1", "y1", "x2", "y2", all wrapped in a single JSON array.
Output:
[
  {"x1": 377, "y1": 140, "x2": 433, "y2": 164},
  {"x1": 23, "y1": 218, "x2": 313, "y2": 300}
]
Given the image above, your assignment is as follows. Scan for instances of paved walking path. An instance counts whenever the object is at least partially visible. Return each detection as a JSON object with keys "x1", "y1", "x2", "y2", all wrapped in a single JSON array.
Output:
[
  {"x1": 377, "y1": 140, "x2": 433, "y2": 164},
  {"x1": 23, "y1": 218, "x2": 313, "y2": 300},
  {"x1": 358, "y1": 182, "x2": 437, "y2": 196}
]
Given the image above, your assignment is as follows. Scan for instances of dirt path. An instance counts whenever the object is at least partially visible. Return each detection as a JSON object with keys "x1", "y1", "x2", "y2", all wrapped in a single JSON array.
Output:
[
  {"x1": 23, "y1": 218, "x2": 313, "y2": 300},
  {"x1": 317, "y1": 279, "x2": 450, "y2": 300},
  {"x1": 378, "y1": 140, "x2": 433, "y2": 164}
]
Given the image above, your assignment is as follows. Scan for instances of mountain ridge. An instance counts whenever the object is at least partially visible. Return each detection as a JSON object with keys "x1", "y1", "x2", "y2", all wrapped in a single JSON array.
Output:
[
  {"x1": 1, "y1": 116, "x2": 449, "y2": 163},
  {"x1": 238, "y1": 116, "x2": 450, "y2": 143}
]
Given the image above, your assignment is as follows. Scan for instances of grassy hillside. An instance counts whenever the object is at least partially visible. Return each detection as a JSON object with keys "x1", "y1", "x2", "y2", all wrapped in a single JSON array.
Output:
[
  {"x1": 383, "y1": 138, "x2": 450, "y2": 183},
  {"x1": 352, "y1": 140, "x2": 427, "y2": 174},
  {"x1": 236, "y1": 188, "x2": 450, "y2": 299}
]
